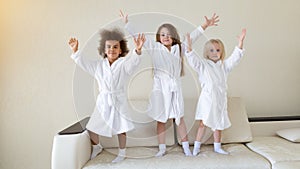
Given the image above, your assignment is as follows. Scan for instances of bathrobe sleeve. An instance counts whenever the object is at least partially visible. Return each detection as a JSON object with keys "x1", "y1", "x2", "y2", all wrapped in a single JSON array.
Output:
[
  {"x1": 224, "y1": 46, "x2": 245, "y2": 74},
  {"x1": 185, "y1": 50, "x2": 206, "y2": 73},
  {"x1": 70, "y1": 50, "x2": 99, "y2": 77},
  {"x1": 181, "y1": 26, "x2": 205, "y2": 54},
  {"x1": 125, "y1": 22, "x2": 159, "y2": 56},
  {"x1": 123, "y1": 49, "x2": 141, "y2": 75}
]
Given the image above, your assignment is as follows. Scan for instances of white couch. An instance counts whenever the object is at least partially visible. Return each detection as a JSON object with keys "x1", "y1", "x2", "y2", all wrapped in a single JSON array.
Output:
[{"x1": 51, "y1": 97, "x2": 300, "y2": 169}]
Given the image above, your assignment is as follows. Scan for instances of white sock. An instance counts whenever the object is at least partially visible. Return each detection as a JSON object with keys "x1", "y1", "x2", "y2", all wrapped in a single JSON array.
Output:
[
  {"x1": 155, "y1": 144, "x2": 166, "y2": 157},
  {"x1": 193, "y1": 141, "x2": 201, "y2": 156},
  {"x1": 90, "y1": 144, "x2": 103, "y2": 159},
  {"x1": 182, "y1": 141, "x2": 192, "y2": 156},
  {"x1": 214, "y1": 142, "x2": 229, "y2": 155},
  {"x1": 112, "y1": 148, "x2": 126, "y2": 163}
]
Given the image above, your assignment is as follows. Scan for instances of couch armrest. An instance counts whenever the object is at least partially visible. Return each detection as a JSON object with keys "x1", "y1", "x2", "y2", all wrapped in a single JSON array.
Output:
[{"x1": 51, "y1": 118, "x2": 91, "y2": 169}]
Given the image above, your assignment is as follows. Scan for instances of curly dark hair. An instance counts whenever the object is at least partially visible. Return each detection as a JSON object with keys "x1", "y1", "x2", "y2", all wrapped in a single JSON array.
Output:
[
  {"x1": 98, "y1": 28, "x2": 129, "y2": 58},
  {"x1": 156, "y1": 23, "x2": 184, "y2": 76}
]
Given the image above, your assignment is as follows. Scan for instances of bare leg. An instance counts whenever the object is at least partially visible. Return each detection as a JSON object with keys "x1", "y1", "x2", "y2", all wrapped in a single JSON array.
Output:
[
  {"x1": 213, "y1": 130, "x2": 221, "y2": 143},
  {"x1": 155, "y1": 121, "x2": 166, "y2": 157},
  {"x1": 177, "y1": 117, "x2": 192, "y2": 156},
  {"x1": 177, "y1": 117, "x2": 188, "y2": 142},
  {"x1": 88, "y1": 130, "x2": 103, "y2": 159},
  {"x1": 118, "y1": 133, "x2": 126, "y2": 149},
  {"x1": 88, "y1": 130, "x2": 99, "y2": 145},
  {"x1": 195, "y1": 120, "x2": 205, "y2": 142},
  {"x1": 157, "y1": 121, "x2": 166, "y2": 144},
  {"x1": 193, "y1": 120, "x2": 205, "y2": 156},
  {"x1": 213, "y1": 130, "x2": 228, "y2": 154},
  {"x1": 112, "y1": 133, "x2": 127, "y2": 163}
]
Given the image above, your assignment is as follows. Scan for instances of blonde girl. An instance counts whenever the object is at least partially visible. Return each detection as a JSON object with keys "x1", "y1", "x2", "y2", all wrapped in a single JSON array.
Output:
[{"x1": 185, "y1": 29, "x2": 246, "y2": 155}]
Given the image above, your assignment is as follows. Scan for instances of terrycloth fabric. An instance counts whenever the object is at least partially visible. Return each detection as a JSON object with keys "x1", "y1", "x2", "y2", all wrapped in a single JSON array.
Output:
[
  {"x1": 125, "y1": 22, "x2": 204, "y2": 125},
  {"x1": 185, "y1": 47, "x2": 244, "y2": 131},
  {"x1": 71, "y1": 50, "x2": 141, "y2": 137},
  {"x1": 180, "y1": 97, "x2": 253, "y2": 145}
]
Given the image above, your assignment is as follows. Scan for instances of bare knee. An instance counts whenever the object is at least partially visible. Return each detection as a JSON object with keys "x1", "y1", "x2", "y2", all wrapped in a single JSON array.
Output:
[
  {"x1": 157, "y1": 121, "x2": 166, "y2": 133},
  {"x1": 199, "y1": 120, "x2": 205, "y2": 128},
  {"x1": 88, "y1": 130, "x2": 99, "y2": 145},
  {"x1": 157, "y1": 121, "x2": 166, "y2": 128},
  {"x1": 118, "y1": 132, "x2": 126, "y2": 137}
]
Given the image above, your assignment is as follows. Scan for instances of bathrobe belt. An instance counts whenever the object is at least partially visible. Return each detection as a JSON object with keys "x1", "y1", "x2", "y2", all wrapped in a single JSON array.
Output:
[
  {"x1": 101, "y1": 89, "x2": 124, "y2": 107},
  {"x1": 157, "y1": 75, "x2": 182, "y2": 125}
]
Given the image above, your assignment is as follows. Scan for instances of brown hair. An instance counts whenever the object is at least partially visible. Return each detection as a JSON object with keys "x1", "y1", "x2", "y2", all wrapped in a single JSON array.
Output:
[
  {"x1": 203, "y1": 39, "x2": 226, "y2": 62},
  {"x1": 156, "y1": 23, "x2": 184, "y2": 76},
  {"x1": 98, "y1": 28, "x2": 129, "y2": 58}
]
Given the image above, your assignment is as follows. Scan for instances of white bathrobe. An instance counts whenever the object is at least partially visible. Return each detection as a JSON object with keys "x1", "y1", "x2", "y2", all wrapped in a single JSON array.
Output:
[
  {"x1": 71, "y1": 50, "x2": 140, "y2": 137},
  {"x1": 185, "y1": 47, "x2": 244, "y2": 130},
  {"x1": 125, "y1": 22, "x2": 204, "y2": 125}
]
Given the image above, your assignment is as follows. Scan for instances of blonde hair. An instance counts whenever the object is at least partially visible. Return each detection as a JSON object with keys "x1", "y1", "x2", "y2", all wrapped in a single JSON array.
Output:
[
  {"x1": 203, "y1": 39, "x2": 226, "y2": 62},
  {"x1": 156, "y1": 23, "x2": 184, "y2": 76}
]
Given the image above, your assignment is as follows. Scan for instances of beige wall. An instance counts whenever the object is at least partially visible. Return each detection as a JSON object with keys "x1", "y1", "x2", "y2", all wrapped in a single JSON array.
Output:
[{"x1": 0, "y1": 0, "x2": 299, "y2": 169}]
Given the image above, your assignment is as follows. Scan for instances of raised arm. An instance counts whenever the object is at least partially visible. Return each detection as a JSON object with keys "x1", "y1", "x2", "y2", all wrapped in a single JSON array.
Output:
[
  {"x1": 224, "y1": 29, "x2": 247, "y2": 73},
  {"x1": 124, "y1": 33, "x2": 146, "y2": 75},
  {"x1": 133, "y1": 33, "x2": 146, "y2": 55},
  {"x1": 120, "y1": 10, "x2": 158, "y2": 51},
  {"x1": 191, "y1": 13, "x2": 220, "y2": 42},
  {"x1": 69, "y1": 37, "x2": 79, "y2": 53},
  {"x1": 68, "y1": 37, "x2": 98, "y2": 76},
  {"x1": 185, "y1": 33, "x2": 205, "y2": 71},
  {"x1": 237, "y1": 28, "x2": 246, "y2": 49},
  {"x1": 201, "y1": 13, "x2": 220, "y2": 30},
  {"x1": 182, "y1": 13, "x2": 220, "y2": 54},
  {"x1": 119, "y1": 10, "x2": 128, "y2": 25}
]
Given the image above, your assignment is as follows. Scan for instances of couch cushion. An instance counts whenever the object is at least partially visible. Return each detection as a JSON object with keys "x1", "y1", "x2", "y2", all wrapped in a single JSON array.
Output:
[
  {"x1": 182, "y1": 97, "x2": 253, "y2": 144},
  {"x1": 83, "y1": 144, "x2": 270, "y2": 169},
  {"x1": 273, "y1": 161, "x2": 300, "y2": 169},
  {"x1": 246, "y1": 136, "x2": 300, "y2": 165},
  {"x1": 99, "y1": 100, "x2": 175, "y2": 148},
  {"x1": 276, "y1": 128, "x2": 300, "y2": 143}
]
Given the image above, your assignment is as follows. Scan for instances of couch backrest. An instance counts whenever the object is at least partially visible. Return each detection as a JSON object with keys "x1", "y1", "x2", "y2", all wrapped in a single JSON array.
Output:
[
  {"x1": 100, "y1": 100, "x2": 175, "y2": 148},
  {"x1": 250, "y1": 120, "x2": 300, "y2": 137},
  {"x1": 181, "y1": 97, "x2": 253, "y2": 144},
  {"x1": 100, "y1": 97, "x2": 252, "y2": 148}
]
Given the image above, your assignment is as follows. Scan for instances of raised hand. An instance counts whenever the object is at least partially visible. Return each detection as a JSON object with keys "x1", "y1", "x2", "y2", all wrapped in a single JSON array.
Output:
[
  {"x1": 133, "y1": 33, "x2": 145, "y2": 55},
  {"x1": 202, "y1": 13, "x2": 220, "y2": 30},
  {"x1": 237, "y1": 29, "x2": 247, "y2": 49},
  {"x1": 119, "y1": 10, "x2": 128, "y2": 24},
  {"x1": 186, "y1": 33, "x2": 192, "y2": 52},
  {"x1": 68, "y1": 37, "x2": 78, "y2": 53},
  {"x1": 238, "y1": 29, "x2": 247, "y2": 42}
]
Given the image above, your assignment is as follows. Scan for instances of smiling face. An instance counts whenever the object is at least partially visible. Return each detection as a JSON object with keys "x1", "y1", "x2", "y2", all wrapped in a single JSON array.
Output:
[
  {"x1": 104, "y1": 40, "x2": 122, "y2": 64},
  {"x1": 159, "y1": 27, "x2": 173, "y2": 47}
]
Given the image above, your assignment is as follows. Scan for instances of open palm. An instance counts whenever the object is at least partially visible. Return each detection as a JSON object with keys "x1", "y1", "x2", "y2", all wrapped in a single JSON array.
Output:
[
  {"x1": 133, "y1": 33, "x2": 146, "y2": 51},
  {"x1": 119, "y1": 10, "x2": 128, "y2": 24},
  {"x1": 204, "y1": 13, "x2": 220, "y2": 27},
  {"x1": 238, "y1": 29, "x2": 247, "y2": 42},
  {"x1": 68, "y1": 37, "x2": 78, "y2": 53}
]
